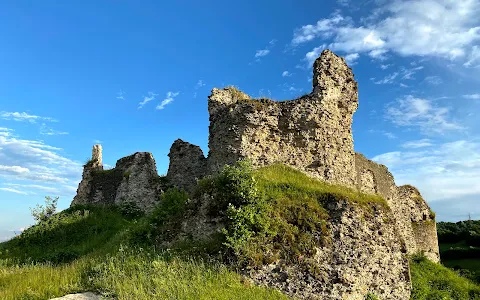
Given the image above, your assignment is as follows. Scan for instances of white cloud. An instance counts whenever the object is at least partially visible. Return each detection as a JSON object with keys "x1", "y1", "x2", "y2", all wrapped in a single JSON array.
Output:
[
  {"x1": 156, "y1": 91, "x2": 180, "y2": 110},
  {"x1": 255, "y1": 49, "x2": 270, "y2": 58},
  {"x1": 0, "y1": 187, "x2": 29, "y2": 195},
  {"x1": 0, "y1": 112, "x2": 56, "y2": 123},
  {"x1": 380, "y1": 64, "x2": 392, "y2": 70},
  {"x1": 372, "y1": 140, "x2": 480, "y2": 203},
  {"x1": 463, "y1": 94, "x2": 480, "y2": 99},
  {"x1": 385, "y1": 95, "x2": 463, "y2": 134},
  {"x1": 0, "y1": 133, "x2": 82, "y2": 186},
  {"x1": 401, "y1": 139, "x2": 434, "y2": 149},
  {"x1": 4, "y1": 183, "x2": 67, "y2": 195},
  {"x1": 369, "y1": 49, "x2": 388, "y2": 60},
  {"x1": 293, "y1": 1, "x2": 480, "y2": 66},
  {"x1": 344, "y1": 53, "x2": 360, "y2": 65},
  {"x1": 0, "y1": 165, "x2": 30, "y2": 174},
  {"x1": 401, "y1": 66, "x2": 424, "y2": 80},
  {"x1": 372, "y1": 72, "x2": 399, "y2": 84},
  {"x1": 464, "y1": 45, "x2": 480, "y2": 67},
  {"x1": 138, "y1": 92, "x2": 158, "y2": 109},
  {"x1": 39, "y1": 123, "x2": 68, "y2": 136},
  {"x1": 424, "y1": 76, "x2": 443, "y2": 85},
  {"x1": 383, "y1": 132, "x2": 397, "y2": 139},
  {"x1": 195, "y1": 80, "x2": 206, "y2": 89},
  {"x1": 292, "y1": 13, "x2": 348, "y2": 46},
  {"x1": 282, "y1": 71, "x2": 292, "y2": 77},
  {"x1": 116, "y1": 90, "x2": 126, "y2": 100},
  {"x1": 305, "y1": 44, "x2": 327, "y2": 67}
]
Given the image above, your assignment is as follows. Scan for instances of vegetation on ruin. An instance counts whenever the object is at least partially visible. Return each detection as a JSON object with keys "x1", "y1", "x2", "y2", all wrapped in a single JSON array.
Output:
[{"x1": 1, "y1": 162, "x2": 479, "y2": 299}]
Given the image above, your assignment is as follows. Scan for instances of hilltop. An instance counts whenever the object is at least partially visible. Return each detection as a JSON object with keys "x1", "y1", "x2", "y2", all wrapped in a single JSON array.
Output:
[{"x1": 1, "y1": 50, "x2": 479, "y2": 299}]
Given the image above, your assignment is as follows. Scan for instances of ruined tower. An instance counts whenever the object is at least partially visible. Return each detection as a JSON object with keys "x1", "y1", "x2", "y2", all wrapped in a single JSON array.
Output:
[{"x1": 206, "y1": 50, "x2": 358, "y2": 187}]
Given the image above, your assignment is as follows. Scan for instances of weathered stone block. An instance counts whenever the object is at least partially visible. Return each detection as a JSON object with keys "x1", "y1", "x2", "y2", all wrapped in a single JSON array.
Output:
[{"x1": 167, "y1": 139, "x2": 207, "y2": 193}]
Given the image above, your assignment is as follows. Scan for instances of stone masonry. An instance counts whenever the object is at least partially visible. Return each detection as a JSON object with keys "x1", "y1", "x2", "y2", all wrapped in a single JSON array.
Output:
[
  {"x1": 355, "y1": 153, "x2": 440, "y2": 262},
  {"x1": 167, "y1": 139, "x2": 207, "y2": 193},
  {"x1": 71, "y1": 49, "x2": 440, "y2": 299},
  {"x1": 207, "y1": 51, "x2": 357, "y2": 187},
  {"x1": 72, "y1": 147, "x2": 163, "y2": 211}
]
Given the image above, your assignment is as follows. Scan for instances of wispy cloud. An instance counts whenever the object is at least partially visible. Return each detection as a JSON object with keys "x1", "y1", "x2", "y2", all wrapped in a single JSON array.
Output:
[
  {"x1": 424, "y1": 76, "x2": 443, "y2": 85},
  {"x1": 292, "y1": 12, "x2": 347, "y2": 46},
  {"x1": 401, "y1": 139, "x2": 434, "y2": 149},
  {"x1": 0, "y1": 131, "x2": 82, "y2": 186},
  {"x1": 372, "y1": 141, "x2": 480, "y2": 211},
  {"x1": 255, "y1": 49, "x2": 270, "y2": 58},
  {"x1": 138, "y1": 92, "x2": 159, "y2": 109},
  {"x1": 0, "y1": 187, "x2": 29, "y2": 195},
  {"x1": 401, "y1": 66, "x2": 424, "y2": 80},
  {"x1": 282, "y1": 71, "x2": 292, "y2": 77},
  {"x1": 344, "y1": 53, "x2": 360, "y2": 65},
  {"x1": 380, "y1": 64, "x2": 392, "y2": 70},
  {"x1": 305, "y1": 44, "x2": 327, "y2": 67},
  {"x1": 463, "y1": 94, "x2": 480, "y2": 99},
  {"x1": 116, "y1": 90, "x2": 126, "y2": 100},
  {"x1": 464, "y1": 46, "x2": 480, "y2": 67},
  {"x1": 39, "y1": 123, "x2": 68, "y2": 136},
  {"x1": 195, "y1": 80, "x2": 206, "y2": 89},
  {"x1": 156, "y1": 91, "x2": 180, "y2": 110},
  {"x1": 372, "y1": 72, "x2": 399, "y2": 84},
  {"x1": 385, "y1": 95, "x2": 463, "y2": 134},
  {"x1": 0, "y1": 112, "x2": 56, "y2": 123}
]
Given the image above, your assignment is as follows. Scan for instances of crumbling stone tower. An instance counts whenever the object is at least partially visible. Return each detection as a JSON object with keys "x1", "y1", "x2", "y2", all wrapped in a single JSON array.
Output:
[{"x1": 207, "y1": 50, "x2": 358, "y2": 187}]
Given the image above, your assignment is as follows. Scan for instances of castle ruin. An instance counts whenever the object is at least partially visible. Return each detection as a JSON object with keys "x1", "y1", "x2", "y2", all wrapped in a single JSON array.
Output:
[{"x1": 72, "y1": 49, "x2": 440, "y2": 300}]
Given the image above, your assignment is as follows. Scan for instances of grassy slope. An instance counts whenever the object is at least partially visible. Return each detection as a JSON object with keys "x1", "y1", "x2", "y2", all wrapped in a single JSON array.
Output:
[
  {"x1": 0, "y1": 203, "x2": 286, "y2": 300},
  {"x1": 411, "y1": 255, "x2": 480, "y2": 300},
  {"x1": 1, "y1": 164, "x2": 479, "y2": 299}
]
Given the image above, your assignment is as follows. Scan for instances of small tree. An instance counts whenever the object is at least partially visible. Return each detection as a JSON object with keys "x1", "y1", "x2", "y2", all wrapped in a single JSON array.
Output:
[{"x1": 30, "y1": 196, "x2": 59, "y2": 223}]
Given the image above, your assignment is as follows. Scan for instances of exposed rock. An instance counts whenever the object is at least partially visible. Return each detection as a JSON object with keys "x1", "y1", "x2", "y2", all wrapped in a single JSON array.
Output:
[
  {"x1": 249, "y1": 200, "x2": 409, "y2": 300},
  {"x1": 207, "y1": 50, "x2": 358, "y2": 187},
  {"x1": 50, "y1": 292, "x2": 102, "y2": 300},
  {"x1": 114, "y1": 152, "x2": 162, "y2": 211},
  {"x1": 355, "y1": 153, "x2": 440, "y2": 262},
  {"x1": 71, "y1": 148, "x2": 163, "y2": 212},
  {"x1": 167, "y1": 139, "x2": 207, "y2": 193},
  {"x1": 71, "y1": 145, "x2": 104, "y2": 206}
]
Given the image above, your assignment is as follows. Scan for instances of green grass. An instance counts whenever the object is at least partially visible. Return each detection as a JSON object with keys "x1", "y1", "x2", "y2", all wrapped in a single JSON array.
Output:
[
  {"x1": 0, "y1": 205, "x2": 130, "y2": 264},
  {"x1": 254, "y1": 164, "x2": 387, "y2": 209},
  {"x1": 2, "y1": 163, "x2": 480, "y2": 299},
  {"x1": 411, "y1": 255, "x2": 480, "y2": 300},
  {"x1": 0, "y1": 201, "x2": 288, "y2": 299},
  {"x1": 0, "y1": 249, "x2": 288, "y2": 300}
]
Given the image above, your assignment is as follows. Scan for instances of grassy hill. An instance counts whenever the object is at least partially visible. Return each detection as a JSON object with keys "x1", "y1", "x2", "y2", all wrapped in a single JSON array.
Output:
[{"x1": 1, "y1": 163, "x2": 479, "y2": 299}]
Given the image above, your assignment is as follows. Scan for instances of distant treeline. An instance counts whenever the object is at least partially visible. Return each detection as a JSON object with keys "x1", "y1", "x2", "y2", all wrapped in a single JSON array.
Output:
[{"x1": 437, "y1": 220, "x2": 480, "y2": 246}]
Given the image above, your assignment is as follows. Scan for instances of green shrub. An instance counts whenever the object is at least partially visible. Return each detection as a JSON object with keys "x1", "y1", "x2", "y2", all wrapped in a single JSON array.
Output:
[
  {"x1": 30, "y1": 196, "x2": 59, "y2": 223},
  {"x1": 118, "y1": 200, "x2": 144, "y2": 219},
  {"x1": 131, "y1": 188, "x2": 189, "y2": 245}
]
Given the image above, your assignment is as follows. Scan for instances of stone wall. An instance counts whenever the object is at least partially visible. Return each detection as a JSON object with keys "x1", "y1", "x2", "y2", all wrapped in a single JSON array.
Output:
[
  {"x1": 167, "y1": 139, "x2": 207, "y2": 193},
  {"x1": 207, "y1": 50, "x2": 358, "y2": 187},
  {"x1": 355, "y1": 153, "x2": 440, "y2": 262},
  {"x1": 72, "y1": 146, "x2": 163, "y2": 211}
]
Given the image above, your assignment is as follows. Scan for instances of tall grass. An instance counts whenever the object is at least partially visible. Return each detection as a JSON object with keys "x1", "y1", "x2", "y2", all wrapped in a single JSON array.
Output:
[
  {"x1": 0, "y1": 248, "x2": 288, "y2": 300},
  {"x1": 410, "y1": 255, "x2": 480, "y2": 300}
]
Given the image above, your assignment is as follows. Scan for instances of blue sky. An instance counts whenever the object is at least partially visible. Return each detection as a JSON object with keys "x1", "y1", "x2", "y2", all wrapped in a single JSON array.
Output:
[{"x1": 1, "y1": 0, "x2": 479, "y2": 241}]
